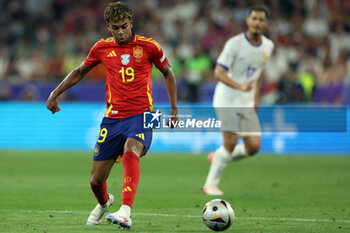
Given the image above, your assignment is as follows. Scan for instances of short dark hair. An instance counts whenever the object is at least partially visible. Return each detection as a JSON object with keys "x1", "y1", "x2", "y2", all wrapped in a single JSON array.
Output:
[
  {"x1": 248, "y1": 6, "x2": 270, "y2": 19},
  {"x1": 104, "y1": 1, "x2": 133, "y2": 23}
]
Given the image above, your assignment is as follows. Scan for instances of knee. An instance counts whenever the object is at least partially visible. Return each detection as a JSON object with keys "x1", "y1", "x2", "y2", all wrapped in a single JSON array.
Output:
[
  {"x1": 223, "y1": 142, "x2": 235, "y2": 153},
  {"x1": 223, "y1": 133, "x2": 239, "y2": 153},
  {"x1": 90, "y1": 173, "x2": 105, "y2": 185},
  {"x1": 246, "y1": 143, "x2": 260, "y2": 156},
  {"x1": 124, "y1": 138, "x2": 144, "y2": 156}
]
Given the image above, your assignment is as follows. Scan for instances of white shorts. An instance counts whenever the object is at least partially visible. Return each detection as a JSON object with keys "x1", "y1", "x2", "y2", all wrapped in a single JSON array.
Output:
[{"x1": 215, "y1": 107, "x2": 261, "y2": 137}]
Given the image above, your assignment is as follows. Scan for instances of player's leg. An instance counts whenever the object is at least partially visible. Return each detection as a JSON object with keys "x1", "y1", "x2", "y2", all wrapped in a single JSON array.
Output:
[
  {"x1": 243, "y1": 135, "x2": 261, "y2": 155},
  {"x1": 87, "y1": 117, "x2": 123, "y2": 225},
  {"x1": 121, "y1": 138, "x2": 144, "y2": 214},
  {"x1": 106, "y1": 114, "x2": 152, "y2": 228},
  {"x1": 90, "y1": 159, "x2": 116, "y2": 203},
  {"x1": 203, "y1": 132, "x2": 239, "y2": 195},
  {"x1": 106, "y1": 138, "x2": 144, "y2": 228},
  {"x1": 222, "y1": 131, "x2": 240, "y2": 153},
  {"x1": 87, "y1": 159, "x2": 116, "y2": 225},
  {"x1": 231, "y1": 109, "x2": 261, "y2": 160},
  {"x1": 230, "y1": 135, "x2": 261, "y2": 161}
]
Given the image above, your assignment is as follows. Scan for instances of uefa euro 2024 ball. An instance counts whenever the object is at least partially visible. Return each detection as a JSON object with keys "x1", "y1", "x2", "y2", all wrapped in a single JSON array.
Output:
[{"x1": 202, "y1": 199, "x2": 235, "y2": 231}]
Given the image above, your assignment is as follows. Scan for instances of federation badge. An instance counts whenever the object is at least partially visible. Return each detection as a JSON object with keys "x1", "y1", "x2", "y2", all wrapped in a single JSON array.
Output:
[
  {"x1": 262, "y1": 54, "x2": 268, "y2": 62},
  {"x1": 121, "y1": 54, "x2": 130, "y2": 65},
  {"x1": 94, "y1": 144, "x2": 100, "y2": 157},
  {"x1": 133, "y1": 46, "x2": 143, "y2": 62}
]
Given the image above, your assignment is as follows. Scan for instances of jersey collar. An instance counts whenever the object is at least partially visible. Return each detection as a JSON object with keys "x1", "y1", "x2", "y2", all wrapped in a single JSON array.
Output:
[{"x1": 244, "y1": 32, "x2": 262, "y2": 47}]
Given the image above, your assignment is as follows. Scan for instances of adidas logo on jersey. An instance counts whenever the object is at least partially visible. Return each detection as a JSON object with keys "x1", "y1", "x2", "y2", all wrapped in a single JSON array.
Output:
[
  {"x1": 107, "y1": 50, "x2": 117, "y2": 57},
  {"x1": 135, "y1": 133, "x2": 144, "y2": 140},
  {"x1": 123, "y1": 186, "x2": 132, "y2": 192}
]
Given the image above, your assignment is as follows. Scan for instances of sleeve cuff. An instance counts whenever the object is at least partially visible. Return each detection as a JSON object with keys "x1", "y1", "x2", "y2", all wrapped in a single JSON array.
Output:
[{"x1": 216, "y1": 62, "x2": 229, "y2": 70}]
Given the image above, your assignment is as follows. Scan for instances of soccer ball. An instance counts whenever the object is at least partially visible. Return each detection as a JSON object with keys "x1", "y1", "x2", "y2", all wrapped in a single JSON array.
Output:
[{"x1": 202, "y1": 199, "x2": 235, "y2": 231}]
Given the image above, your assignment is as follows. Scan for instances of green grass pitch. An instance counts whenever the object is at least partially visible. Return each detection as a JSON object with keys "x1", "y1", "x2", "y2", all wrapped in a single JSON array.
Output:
[{"x1": 0, "y1": 151, "x2": 350, "y2": 232}]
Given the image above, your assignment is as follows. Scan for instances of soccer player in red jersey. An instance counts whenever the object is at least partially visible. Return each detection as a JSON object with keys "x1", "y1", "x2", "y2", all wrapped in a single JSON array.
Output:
[{"x1": 46, "y1": 1, "x2": 178, "y2": 229}]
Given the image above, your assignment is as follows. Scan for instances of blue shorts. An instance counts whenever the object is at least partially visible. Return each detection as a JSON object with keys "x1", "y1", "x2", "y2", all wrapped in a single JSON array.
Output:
[{"x1": 93, "y1": 114, "x2": 153, "y2": 161}]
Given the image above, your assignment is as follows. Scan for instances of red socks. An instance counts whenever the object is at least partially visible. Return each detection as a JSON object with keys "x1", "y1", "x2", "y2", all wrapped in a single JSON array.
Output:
[
  {"x1": 122, "y1": 151, "x2": 140, "y2": 207},
  {"x1": 90, "y1": 181, "x2": 108, "y2": 205}
]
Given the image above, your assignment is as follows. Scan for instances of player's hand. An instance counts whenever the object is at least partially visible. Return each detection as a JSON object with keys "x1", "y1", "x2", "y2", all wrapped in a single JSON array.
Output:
[
  {"x1": 254, "y1": 103, "x2": 258, "y2": 112},
  {"x1": 240, "y1": 81, "x2": 253, "y2": 92},
  {"x1": 46, "y1": 93, "x2": 61, "y2": 114},
  {"x1": 167, "y1": 107, "x2": 178, "y2": 128}
]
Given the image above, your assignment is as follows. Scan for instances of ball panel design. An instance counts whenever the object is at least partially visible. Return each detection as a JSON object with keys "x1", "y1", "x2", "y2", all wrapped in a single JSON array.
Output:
[{"x1": 202, "y1": 199, "x2": 235, "y2": 231}]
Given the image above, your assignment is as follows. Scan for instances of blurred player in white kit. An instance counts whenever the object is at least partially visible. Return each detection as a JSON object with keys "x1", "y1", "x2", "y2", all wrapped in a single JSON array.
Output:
[{"x1": 203, "y1": 6, "x2": 274, "y2": 195}]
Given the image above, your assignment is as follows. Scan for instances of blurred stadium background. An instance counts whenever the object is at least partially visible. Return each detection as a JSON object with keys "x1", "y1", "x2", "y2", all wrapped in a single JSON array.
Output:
[{"x1": 0, "y1": 0, "x2": 350, "y2": 154}]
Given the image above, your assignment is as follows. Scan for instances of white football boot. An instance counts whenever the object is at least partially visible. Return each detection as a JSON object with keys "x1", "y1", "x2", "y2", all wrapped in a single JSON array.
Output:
[
  {"x1": 106, "y1": 210, "x2": 132, "y2": 229},
  {"x1": 86, "y1": 194, "x2": 115, "y2": 225}
]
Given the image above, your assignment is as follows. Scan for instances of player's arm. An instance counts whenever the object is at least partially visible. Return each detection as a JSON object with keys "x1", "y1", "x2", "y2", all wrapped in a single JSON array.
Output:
[
  {"x1": 159, "y1": 63, "x2": 178, "y2": 127},
  {"x1": 254, "y1": 72, "x2": 264, "y2": 112},
  {"x1": 46, "y1": 63, "x2": 92, "y2": 114},
  {"x1": 214, "y1": 65, "x2": 252, "y2": 91}
]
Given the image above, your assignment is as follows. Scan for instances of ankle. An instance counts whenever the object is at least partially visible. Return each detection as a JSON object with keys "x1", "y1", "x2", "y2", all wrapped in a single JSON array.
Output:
[{"x1": 119, "y1": 204, "x2": 131, "y2": 216}]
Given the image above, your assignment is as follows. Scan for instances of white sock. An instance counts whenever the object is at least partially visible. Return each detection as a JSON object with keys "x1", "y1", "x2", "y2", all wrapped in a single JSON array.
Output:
[
  {"x1": 119, "y1": 204, "x2": 131, "y2": 217},
  {"x1": 231, "y1": 143, "x2": 248, "y2": 161},
  {"x1": 204, "y1": 146, "x2": 231, "y2": 187}
]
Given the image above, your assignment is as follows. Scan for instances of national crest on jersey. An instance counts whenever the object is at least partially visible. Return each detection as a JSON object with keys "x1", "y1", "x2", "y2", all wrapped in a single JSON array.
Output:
[
  {"x1": 133, "y1": 46, "x2": 143, "y2": 62},
  {"x1": 83, "y1": 34, "x2": 168, "y2": 119}
]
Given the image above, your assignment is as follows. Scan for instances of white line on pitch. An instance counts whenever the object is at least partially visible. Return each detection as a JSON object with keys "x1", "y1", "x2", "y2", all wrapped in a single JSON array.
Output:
[{"x1": 1, "y1": 209, "x2": 349, "y2": 224}]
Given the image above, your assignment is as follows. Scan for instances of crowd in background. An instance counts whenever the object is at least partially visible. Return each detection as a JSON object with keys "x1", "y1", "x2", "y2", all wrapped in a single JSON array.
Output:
[{"x1": 0, "y1": 0, "x2": 350, "y2": 104}]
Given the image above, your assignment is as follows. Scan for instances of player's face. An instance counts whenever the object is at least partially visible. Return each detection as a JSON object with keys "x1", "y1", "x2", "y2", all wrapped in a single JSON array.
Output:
[
  {"x1": 108, "y1": 19, "x2": 133, "y2": 44},
  {"x1": 246, "y1": 11, "x2": 268, "y2": 37}
]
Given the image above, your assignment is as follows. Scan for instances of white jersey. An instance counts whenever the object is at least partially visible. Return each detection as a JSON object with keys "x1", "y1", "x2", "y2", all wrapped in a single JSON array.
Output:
[{"x1": 213, "y1": 33, "x2": 274, "y2": 107}]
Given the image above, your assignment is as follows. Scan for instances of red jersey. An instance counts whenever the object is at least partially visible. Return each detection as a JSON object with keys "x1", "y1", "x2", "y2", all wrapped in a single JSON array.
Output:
[{"x1": 84, "y1": 34, "x2": 168, "y2": 118}]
